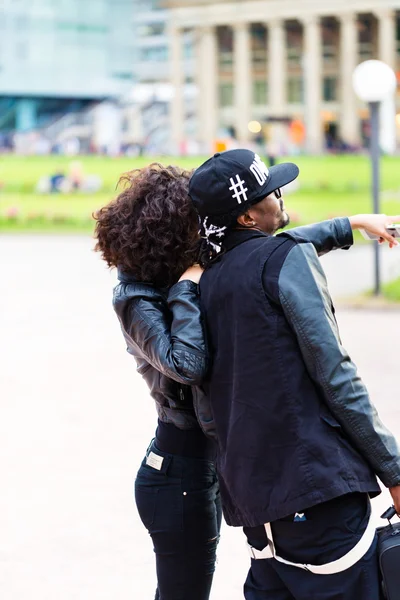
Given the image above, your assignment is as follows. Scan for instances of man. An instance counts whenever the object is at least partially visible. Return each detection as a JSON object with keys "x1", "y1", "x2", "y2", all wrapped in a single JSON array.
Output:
[{"x1": 189, "y1": 149, "x2": 400, "y2": 600}]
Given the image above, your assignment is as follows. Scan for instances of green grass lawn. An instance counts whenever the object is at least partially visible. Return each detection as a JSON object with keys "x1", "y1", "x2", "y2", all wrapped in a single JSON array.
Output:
[
  {"x1": 381, "y1": 277, "x2": 400, "y2": 302},
  {"x1": 2, "y1": 154, "x2": 400, "y2": 234}
]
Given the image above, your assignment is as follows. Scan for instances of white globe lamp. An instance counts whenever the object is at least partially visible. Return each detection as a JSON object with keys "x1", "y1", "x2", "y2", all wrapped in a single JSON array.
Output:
[{"x1": 352, "y1": 60, "x2": 397, "y2": 103}]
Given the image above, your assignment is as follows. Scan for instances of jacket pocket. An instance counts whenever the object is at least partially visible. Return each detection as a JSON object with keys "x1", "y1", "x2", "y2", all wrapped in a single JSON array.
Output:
[
  {"x1": 320, "y1": 411, "x2": 342, "y2": 430},
  {"x1": 192, "y1": 386, "x2": 217, "y2": 441}
]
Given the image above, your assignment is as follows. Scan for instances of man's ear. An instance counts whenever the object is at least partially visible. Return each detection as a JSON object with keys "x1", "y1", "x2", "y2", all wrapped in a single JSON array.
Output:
[{"x1": 237, "y1": 212, "x2": 256, "y2": 228}]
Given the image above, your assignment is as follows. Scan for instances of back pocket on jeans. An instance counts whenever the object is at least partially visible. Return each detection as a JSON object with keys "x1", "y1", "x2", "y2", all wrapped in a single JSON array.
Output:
[
  {"x1": 135, "y1": 486, "x2": 158, "y2": 530},
  {"x1": 135, "y1": 484, "x2": 184, "y2": 533}
]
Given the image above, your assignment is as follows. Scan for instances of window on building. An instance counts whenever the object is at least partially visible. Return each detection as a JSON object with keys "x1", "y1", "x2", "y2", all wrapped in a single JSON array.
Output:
[
  {"x1": 219, "y1": 83, "x2": 234, "y2": 107},
  {"x1": 139, "y1": 46, "x2": 168, "y2": 62},
  {"x1": 219, "y1": 53, "x2": 233, "y2": 72},
  {"x1": 218, "y1": 26, "x2": 233, "y2": 72},
  {"x1": 112, "y1": 72, "x2": 133, "y2": 80},
  {"x1": 139, "y1": 23, "x2": 164, "y2": 36},
  {"x1": 252, "y1": 23, "x2": 267, "y2": 68},
  {"x1": 323, "y1": 44, "x2": 337, "y2": 64},
  {"x1": 286, "y1": 22, "x2": 302, "y2": 67},
  {"x1": 359, "y1": 42, "x2": 374, "y2": 60},
  {"x1": 253, "y1": 81, "x2": 267, "y2": 105},
  {"x1": 219, "y1": 26, "x2": 233, "y2": 53},
  {"x1": 322, "y1": 19, "x2": 338, "y2": 65},
  {"x1": 287, "y1": 77, "x2": 303, "y2": 103},
  {"x1": 148, "y1": 23, "x2": 164, "y2": 36},
  {"x1": 358, "y1": 16, "x2": 375, "y2": 60},
  {"x1": 183, "y1": 34, "x2": 194, "y2": 59},
  {"x1": 287, "y1": 48, "x2": 302, "y2": 67},
  {"x1": 323, "y1": 76, "x2": 337, "y2": 101}
]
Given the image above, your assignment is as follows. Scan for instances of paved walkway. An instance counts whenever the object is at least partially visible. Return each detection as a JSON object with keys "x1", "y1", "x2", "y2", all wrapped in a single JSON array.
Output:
[{"x1": 1, "y1": 235, "x2": 400, "y2": 600}]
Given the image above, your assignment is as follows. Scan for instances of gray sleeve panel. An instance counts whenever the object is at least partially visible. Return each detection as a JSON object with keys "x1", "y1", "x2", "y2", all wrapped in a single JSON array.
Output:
[
  {"x1": 278, "y1": 242, "x2": 400, "y2": 487},
  {"x1": 280, "y1": 217, "x2": 353, "y2": 256}
]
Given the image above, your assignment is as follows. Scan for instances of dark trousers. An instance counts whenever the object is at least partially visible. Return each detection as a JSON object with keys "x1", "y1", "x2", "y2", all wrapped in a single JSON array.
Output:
[
  {"x1": 244, "y1": 493, "x2": 383, "y2": 600},
  {"x1": 135, "y1": 441, "x2": 222, "y2": 600}
]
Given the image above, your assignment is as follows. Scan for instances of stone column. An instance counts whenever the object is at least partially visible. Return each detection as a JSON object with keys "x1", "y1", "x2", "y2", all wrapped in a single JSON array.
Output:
[
  {"x1": 170, "y1": 26, "x2": 185, "y2": 154},
  {"x1": 267, "y1": 19, "x2": 286, "y2": 115},
  {"x1": 233, "y1": 22, "x2": 252, "y2": 142},
  {"x1": 197, "y1": 26, "x2": 218, "y2": 153},
  {"x1": 303, "y1": 16, "x2": 323, "y2": 153},
  {"x1": 339, "y1": 13, "x2": 360, "y2": 146},
  {"x1": 377, "y1": 10, "x2": 397, "y2": 71}
]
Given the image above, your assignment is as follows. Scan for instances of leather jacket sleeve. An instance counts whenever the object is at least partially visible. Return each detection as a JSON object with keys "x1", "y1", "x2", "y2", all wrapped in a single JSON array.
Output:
[
  {"x1": 279, "y1": 217, "x2": 353, "y2": 256},
  {"x1": 268, "y1": 241, "x2": 400, "y2": 488},
  {"x1": 115, "y1": 280, "x2": 208, "y2": 385}
]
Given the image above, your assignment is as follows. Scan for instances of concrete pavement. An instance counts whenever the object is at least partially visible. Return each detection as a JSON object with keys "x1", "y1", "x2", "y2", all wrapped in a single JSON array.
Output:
[{"x1": 1, "y1": 234, "x2": 400, "y2": 600}]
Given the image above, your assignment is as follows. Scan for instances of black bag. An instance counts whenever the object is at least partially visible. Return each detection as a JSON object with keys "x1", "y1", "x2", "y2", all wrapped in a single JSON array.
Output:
[{"x1": 377, "y1": 506, "x2": 400, "y2": 600}]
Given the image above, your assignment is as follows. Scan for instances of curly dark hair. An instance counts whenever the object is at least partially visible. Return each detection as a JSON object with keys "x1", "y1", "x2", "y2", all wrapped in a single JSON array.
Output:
[{"x1": 93, "y1": 163, "x2": 200, "y2": 288}]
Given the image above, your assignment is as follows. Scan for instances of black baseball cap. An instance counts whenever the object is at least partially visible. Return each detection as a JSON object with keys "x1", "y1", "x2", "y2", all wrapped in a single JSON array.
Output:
[{"x1": 189, "y1": 149, "x2": 299, "y2": 218}]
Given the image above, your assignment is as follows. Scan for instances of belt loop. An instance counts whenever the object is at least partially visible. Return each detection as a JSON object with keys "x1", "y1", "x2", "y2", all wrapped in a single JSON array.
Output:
[
  {"x1": 264, "y1": 522, "x2": 276, "y2": 558},
  {"x1": 145, "y1": 438, "x2": 156, "y2": 457}
]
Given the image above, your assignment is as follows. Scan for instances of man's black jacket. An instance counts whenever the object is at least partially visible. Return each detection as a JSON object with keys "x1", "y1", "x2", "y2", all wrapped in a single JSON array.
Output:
[{"x1": 199, "y1": 222, "x2": 400, "y2": 526}]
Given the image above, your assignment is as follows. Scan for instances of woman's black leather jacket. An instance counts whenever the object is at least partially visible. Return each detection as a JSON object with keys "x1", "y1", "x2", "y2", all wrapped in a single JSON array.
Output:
[{"x1": 113, "y1": 275, "x2": 215, "y2": 438}]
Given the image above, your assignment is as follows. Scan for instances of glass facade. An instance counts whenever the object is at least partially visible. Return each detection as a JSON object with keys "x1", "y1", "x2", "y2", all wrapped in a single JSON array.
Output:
[{"x1": 0, "y1": 0, "x2": 134, "y2": 98}]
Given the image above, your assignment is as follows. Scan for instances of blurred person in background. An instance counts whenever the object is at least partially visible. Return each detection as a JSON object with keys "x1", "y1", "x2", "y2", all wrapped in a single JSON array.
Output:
[
  {"x1": 49, "y1": 168, "x2": 66, "y2": 193},
  {"x1": 93, "y1": 161, "x2": 399, "y2": 600},
  {"x1": 68, "y1": 160, "x2": 84, "y2": 191}
]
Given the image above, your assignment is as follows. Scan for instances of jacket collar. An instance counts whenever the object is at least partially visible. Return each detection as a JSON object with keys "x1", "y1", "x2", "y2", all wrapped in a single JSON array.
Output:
[
  {"x1": 223, "y1": 228, "x2": 270, "y2": 252},
  {"x1": 117, "y1": 268, "x2": 137, "y2": 283},
  {"x1": 116, "y1": 268, "x2": 169, "y2": 297}
]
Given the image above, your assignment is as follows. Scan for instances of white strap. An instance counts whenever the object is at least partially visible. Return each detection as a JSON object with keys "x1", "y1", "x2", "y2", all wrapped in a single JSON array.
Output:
[{"x1": 247, "y1": 506, "x2": 376, "y2": 575}]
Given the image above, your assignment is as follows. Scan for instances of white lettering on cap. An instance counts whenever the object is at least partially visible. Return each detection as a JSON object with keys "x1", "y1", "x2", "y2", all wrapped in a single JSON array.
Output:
[{"x1": 250, "y1": 154, "x2": 269, "y2": 186}]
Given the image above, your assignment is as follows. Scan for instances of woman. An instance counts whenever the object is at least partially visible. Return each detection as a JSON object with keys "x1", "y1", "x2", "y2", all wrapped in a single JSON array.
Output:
[
  {"x1": 94, "y1": 164, "x2": 221, "y2": 600},
  {"x1": 94, "y1": 162, "x2": 399, "y2": 600}
]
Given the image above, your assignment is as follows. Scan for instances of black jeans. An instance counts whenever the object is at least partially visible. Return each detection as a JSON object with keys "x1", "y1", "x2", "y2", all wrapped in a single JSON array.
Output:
[
  {"x1": 244, "y1": 493, "x2": 382, "y2": 600},
  {"x1": 135, "y1": 441, "x2": 222, "y2": 600}
]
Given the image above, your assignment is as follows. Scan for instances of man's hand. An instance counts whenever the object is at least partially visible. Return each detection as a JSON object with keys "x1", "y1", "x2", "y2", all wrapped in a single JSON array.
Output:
[
  {"x1": 389, "y1": 485, "x2": 400, "y2": 515},
  {"x1": 349, "y1": 214, "x2": 400, "y2": 248},
  {"x1": 178, "y1": 264, "x2": 204, "y2": 285}
]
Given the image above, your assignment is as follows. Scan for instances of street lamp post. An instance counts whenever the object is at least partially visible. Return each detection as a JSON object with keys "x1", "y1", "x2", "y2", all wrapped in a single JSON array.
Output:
[{"x1": 352, "y1": 60, "x2": 397, "y2": 296}]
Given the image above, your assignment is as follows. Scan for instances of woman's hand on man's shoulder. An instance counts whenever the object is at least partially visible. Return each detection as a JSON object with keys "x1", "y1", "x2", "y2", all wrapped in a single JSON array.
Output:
[{"x1": 179, "y1": 264, "x2": 204, "y2": 285}]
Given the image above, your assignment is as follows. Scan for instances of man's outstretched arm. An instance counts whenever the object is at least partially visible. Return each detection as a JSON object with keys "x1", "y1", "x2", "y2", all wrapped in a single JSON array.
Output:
[
  {"x1": 281, "y1": 214, "x2": 400, "y2": 256},
  {"x1": 282, "y1": 217, "x2": 353, "y2": 256}
]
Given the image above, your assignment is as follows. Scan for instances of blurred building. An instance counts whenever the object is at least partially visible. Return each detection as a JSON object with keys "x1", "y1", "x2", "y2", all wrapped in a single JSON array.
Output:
[
  {"x1": 133, "y1": 0, "x2": 169, "y2": 84},
  {"x1": 125, "y1": 0, "x2": 196, "y2": 153},
  {"x1": 166, "y1": 0, "x2": 400, "y2": 154},
  {"x1": 0, "y1": 0, "x2": 133, "y2": 150},
  {"x1": 124, "y1": 0, "x2": 171, "y2": 151}
]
